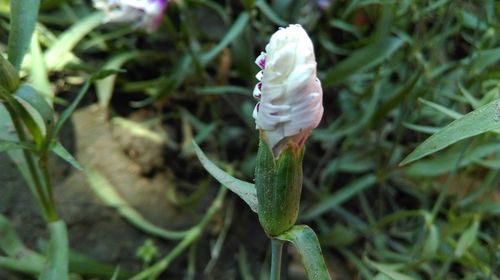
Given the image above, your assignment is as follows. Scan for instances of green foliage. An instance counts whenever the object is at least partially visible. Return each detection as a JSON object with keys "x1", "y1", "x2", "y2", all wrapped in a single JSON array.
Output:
[
  {"x1": 1, "y1": 0, "x2": 500, "y2": 279},
  {"x1": 276, "y1": 225, "x2": 331, "y2": 280}
]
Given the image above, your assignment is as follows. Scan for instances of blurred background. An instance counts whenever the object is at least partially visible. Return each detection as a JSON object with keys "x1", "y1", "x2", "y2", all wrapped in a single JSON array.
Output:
[{"x1": 1, "y1": 0, "x2": 499, "y2": 279}]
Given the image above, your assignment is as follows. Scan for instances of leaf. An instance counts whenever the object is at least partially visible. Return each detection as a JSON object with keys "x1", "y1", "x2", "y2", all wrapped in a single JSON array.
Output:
[
  {"x1": 418, "y1": 98, "x2": 463, "y2": 119},
  {"x1": 255, "y1": 0, "x2": 287, "y2": 26},
  {"x1": 54, "y1": 70, "x2": 118, "y2": 137},
  {"x1": 7, "y1": 0, "x2": 41, "y2": 70},
  {"x1": 14, "y1": 84, "x2": 54, "y2": 149},
  {"x1": 365, "y1": 258, "x2": 414, "y2": 280},
  {"x1": 421, "y1": 224, "x2": 439, "y2": 259},
  {"x1": 275, "y1": 225, "x2": 331, "y2": 280},
  {"x1": 14, "y1": 84, "x2": 54, "y2": 130},
  {"x1": 95, "y1": 51, "x2": 143, "y2": 108},
  {"x1": 400, "y1": 99, "x2": 500, "y2": 166},
  {"x1": 44, "y1": 12, "x2": 105, "y2": 71},
  {"x1": 455, "y1": 217, "x2": 480, "y2": 257},
  {"x1": 0, "y1": 139, "x2": 31, "y2": 152},
  {"x1": 38, "y1": 220, "x2": 69, "y2": 280},
  {"x1": 403, "y1": 139, "x2": 500, "y2": 177},
  {"x1": 0, "y1": 214, "x2": 45, "y2": 275},
  {"x1": 200, "y1": 12, "x2": 250, "y2": 65},
  {"x1": 302, "y1": 174, "x2": 377, "y2": 220},
  {"x1": 51, "y1": 141, "x2": 82, "y2": 170},
  {"x1": 193, "y1": 85, "x2": 250, "y2": 96},
  {"x1": 192, "y1": 141, "x2": 258, "y2": 213},
  {"x1": 322, "y1": 37, "x2": 404, "y2": 87},
  {"x1": 0, "y1": 103, "x2": 35, "y2": 191},
  {"x1": 85, "y1": 168, "x2": 188, "y2": 240},
  {"x1": 30, "y1": 29, "x2": 52, "y2": 103}
]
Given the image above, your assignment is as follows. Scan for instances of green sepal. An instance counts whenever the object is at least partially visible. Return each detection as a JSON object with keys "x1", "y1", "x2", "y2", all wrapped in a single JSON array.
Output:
[
  {"x1": 255, "y1": 135, "x2": 304, "y2": 236},
  {"x1": 0, "y1": 54, "x2": 20, "y2": 93}
]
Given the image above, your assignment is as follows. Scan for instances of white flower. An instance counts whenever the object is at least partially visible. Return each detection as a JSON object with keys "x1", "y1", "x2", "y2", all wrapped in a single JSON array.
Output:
[
  {"x1": 253, "y1": 24, "x2": 323, "y2": 155},
  {"x1": 93, "y1": 0, "x2": 167, "y2": 32}
]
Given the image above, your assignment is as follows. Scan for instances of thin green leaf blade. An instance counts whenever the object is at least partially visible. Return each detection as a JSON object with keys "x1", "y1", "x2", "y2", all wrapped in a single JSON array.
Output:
[
  {"x1": 95, "y1": 51, "x2": 142, "y2": 108},
  {"x1": 365, "y1": 258, "x2": 414, "y2": 280},
  {"x1": 192, "y1": 141, "x2": 258, "y2": 213},
  {"x1": 455, "y1": 217, "x2": 480, "y2": 257},
  {"x1": 200, "y1": 12, "x2": 250, "y2": 65},
  {"x1": 400, "y1": 99, "x2": 500, "y2": 166},
  {"x1": 275, "y1": 225, "x2": 331, "y2": 280},
  {"x1": 44, "y1": 12, "x2": 104, "y2": 71},
  {"x1": 0, "y1": 139, "x2": 31, "y2": 152},
  {"x1": 51, "y1": 141, "x2": 82, "y2": 170},
  {"x1": 85, "y1": 168, "x2": 188, "y2": 240},
  {"x1": 8, "y1": 0, "x2": 41, "y2": 70},
  {"x1": 302, "y1": 174, "x2": 377, "y2": 220},
  {"x1": 322, "y1": 37, "x2": 404, "y2": 87}
]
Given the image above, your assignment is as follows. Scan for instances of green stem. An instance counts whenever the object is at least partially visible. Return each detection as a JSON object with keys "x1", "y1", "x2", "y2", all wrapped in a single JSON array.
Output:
[
  {"x1": 270, "y1": 239, "x2": 283, "y2": 280},
  {"x1": 0, "y1": 88, "x2": 58, "y2": 222},
  {"x1": 40, "y1": 154, "x2": 59, "y2": 222},
  {"x1": 1, "y1": 96, "x2": 51, "y2": 221}
]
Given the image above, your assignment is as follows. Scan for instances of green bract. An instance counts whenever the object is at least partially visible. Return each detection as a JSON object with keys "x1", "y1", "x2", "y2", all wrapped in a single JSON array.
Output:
[
  {"x1": 0, "y1": 55, "x2": 20, "y2": 93},
  {"x1": 255, "y1": 135, "x2": 304, "y2": 236}
]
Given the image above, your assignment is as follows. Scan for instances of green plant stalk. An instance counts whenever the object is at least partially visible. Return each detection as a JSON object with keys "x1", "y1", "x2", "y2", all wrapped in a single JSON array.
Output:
[
  {"x1": 129, "y1": 188, "x2": 227, "y2": 280},
  {"x1": 270, "y1": 239, "x2": 283, "y2": 280},
  {"x1": 0, "y1": 88, "x2": 57, "y2": 222},
  {"x1": 38, "y1": 220, "x2": 68, "y2": 280}
]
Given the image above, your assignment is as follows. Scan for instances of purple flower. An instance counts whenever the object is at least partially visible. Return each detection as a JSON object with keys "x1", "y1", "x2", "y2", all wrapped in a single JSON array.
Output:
[{"x1": 93, "y1": 0, "x2": 168, "y2": 32}]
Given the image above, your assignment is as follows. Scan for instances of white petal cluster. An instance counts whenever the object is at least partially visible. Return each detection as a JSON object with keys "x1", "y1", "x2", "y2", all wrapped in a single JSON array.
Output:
[
  {"x1": 93, "y1": 0, "x2": 167, "y2": 32},
  {"x1": 253, "y1": 24, "x2": 323, "y2": 154}
]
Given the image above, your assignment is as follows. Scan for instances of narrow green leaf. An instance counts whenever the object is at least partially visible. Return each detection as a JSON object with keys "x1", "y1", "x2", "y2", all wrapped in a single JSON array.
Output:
[
  {"x1": 39, "y1": 220, "x2": 69, "y2": 280},
  {"x1": 192, "y1": 141, "x2": 258, "y2": 213},
  {"x1": 455, "y1": 217, "x2": 480, "y2": 257},
  {"x1": 193, "y1": 85, "x2": 250, "y2": 96},
  {"x1": 14, "y1": 84, "x2": 54, "y2": 130},
  {"x1": 8, "y1": 0, "x2": 41, "y2": 70},
  {"x1": 110, "y1": 267, "x2": 120, "y2": 280},
  {"x1": 95, "y1": 51, "x2": 143, "y2": 108},
  {"x1": 54, "y1": 70, "x2": 117, "y2": 137},
  {"x1": 51, "y1": 141, "x2": 82, "y2": 170},
  {"x1": 418, "y1": 98, "x2": 463, "y2": 119},
  {"x1": 403, "y1": 140, "x2": 500, "y2": 177},
  {"x1": 365, "y1": 258, "x2": 414, "y2": 280},
  {"x1": 0, "y1": 103, "x2": 35, "y2": 192},
  {"x1": 400, "y1": 99, "x2": 500, "y2": 166},
  {"x1": 85, "y1": 168, "x2": 189, "y2": 240},
  {"x1": 421, "y1": 225, "x2": 439, "y2": 259},
  {"x1": 200, "y1": 12, "x2": 250, "y2": 65},
  {"x1": 275, "y1": 225, "x2": 331, "y2": 280},
  {"x1": 255, "y1": 0, "x2": 287, "y2": 26},
  {"x1": 30, "y1": 29, "x2": 53, "y2": 103},
  {"x1": 44, "y1": 12, "x2": 104, "y2": 71},
  {"x1": 302, "y1": 174, "x2": 377, "y2": 220},
  {"x1": 0, "y1": 139, "x2": 31, "y2": 152},
  {"x1": 402, "y1": 123, "x2": 439, "y2": 134},
  {"x1": 14, "y1": 84, "x2": 54, "y2": 149},
  {"x1": 322, "y1": 37, "x2": 404, "y2": 87},
  {"x1": 372, "y1": 69, "x2": 422, "y2": 124}
]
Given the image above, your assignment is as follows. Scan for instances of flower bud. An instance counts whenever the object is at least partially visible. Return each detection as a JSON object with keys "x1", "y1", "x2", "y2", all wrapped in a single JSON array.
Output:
[
  {"x1": 93, "y1": 0, "x2": 168, "y2": 32},
  {"x1": 0, "y1": 54, "x2": 20, "y2": 93},
  {"x1": 253, "y1": 24, "x2": 323, "y2": 236},
  {"x1": 252, "y1": 24, "x2": 323, "y2": 158}
]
